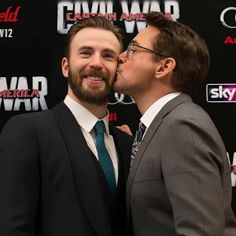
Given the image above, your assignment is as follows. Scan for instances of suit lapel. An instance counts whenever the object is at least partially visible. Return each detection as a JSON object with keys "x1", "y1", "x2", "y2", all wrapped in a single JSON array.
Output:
[
  {"x1": 110, "y1": 125, "x2": 132, "y2": 185},
  {"x1": 126, "y1": 94, "x2": 192, "y2": 215},
  {"x1": 109, "y1": 125, "x2": 132, "y2": 235},
  {"x1": 52, "y1": 102, "x2": 112, "y2": 236}
]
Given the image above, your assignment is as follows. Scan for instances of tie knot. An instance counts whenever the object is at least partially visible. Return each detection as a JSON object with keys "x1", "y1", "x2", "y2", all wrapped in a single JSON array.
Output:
[
  {"x1": 136, "y1": 122, "x2": 146, "y2": 142},
  {"x1": 138, "y1": 122, "x2": 146, "y2": 134},
  {"x1": 94, "y1": 120, "x2": 105, "y2": 136}
]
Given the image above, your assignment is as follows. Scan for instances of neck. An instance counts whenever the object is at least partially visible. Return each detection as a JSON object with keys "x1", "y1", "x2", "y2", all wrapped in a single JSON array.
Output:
[
  {"x1": 134, "y1": 94, "x2": 161, "y2": 115},
  {"x1": 79, "y1": 101, "x2": 107, "y2": 119},
  {"x1": 133, "y1": 87, "x2": 175, "y2": 115},
  {"x1": 68, "y1": 93, "x2": 107, "y2": 119}
]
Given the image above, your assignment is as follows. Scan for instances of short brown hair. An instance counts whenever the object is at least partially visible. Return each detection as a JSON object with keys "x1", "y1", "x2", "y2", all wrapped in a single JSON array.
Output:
[
  {"x1": 145, "y1": 12, "x2": 210, "y2": 96},
  {"x1": 64, "y1": 16, "x2": 123, "y2": 58}
]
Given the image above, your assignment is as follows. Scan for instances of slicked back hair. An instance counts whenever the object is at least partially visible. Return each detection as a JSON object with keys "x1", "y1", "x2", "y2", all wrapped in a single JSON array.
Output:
[{"x1": 145, "y1": 12, "x2": 210, "y2": 96}]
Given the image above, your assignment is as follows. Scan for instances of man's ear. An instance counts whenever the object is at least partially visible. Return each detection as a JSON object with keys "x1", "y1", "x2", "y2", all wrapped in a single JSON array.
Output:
[
  {"x1": 61, "y1": 57, "x2": 69, "y2": 78},
  {"x1": 155, "y1": 57, "x2": 176, "y2": 79}
]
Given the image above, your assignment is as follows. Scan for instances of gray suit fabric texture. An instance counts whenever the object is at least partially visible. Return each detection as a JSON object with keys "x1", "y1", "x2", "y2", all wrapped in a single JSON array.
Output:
[{"x1": 127, "y1": 94, "x2": 236, "y2": 236}]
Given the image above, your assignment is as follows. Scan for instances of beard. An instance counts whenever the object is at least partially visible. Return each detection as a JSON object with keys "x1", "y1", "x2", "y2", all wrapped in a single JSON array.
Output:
[{"x1": 68, "y1": 68, "x2": 113, "y2": 105}]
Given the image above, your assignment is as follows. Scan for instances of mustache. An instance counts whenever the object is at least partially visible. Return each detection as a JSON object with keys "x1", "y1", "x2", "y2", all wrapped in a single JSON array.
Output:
[
  {"x1": 116, "y1": 68, "x2": 122, "y2": 73},
  {"x1": 80, "y1": 69, "x2": 107, "y2": 79}
]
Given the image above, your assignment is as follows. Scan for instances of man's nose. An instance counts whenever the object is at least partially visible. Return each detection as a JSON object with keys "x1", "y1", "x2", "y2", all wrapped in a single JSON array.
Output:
[
  {"x1": 118, "y1": 51, "x2": 127, "y2": 64},
  {"x1": 89, "y1": 54, "x2": 103, "y2": 69}
]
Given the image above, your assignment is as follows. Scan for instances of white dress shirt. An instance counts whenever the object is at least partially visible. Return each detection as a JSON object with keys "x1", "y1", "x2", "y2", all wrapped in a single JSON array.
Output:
[
  {"x1": 64, "y1": 95, "x2": 119, "y2": 184},
  {"x1": 140, "y1": 92, "x2": 181, "y2": 138}
]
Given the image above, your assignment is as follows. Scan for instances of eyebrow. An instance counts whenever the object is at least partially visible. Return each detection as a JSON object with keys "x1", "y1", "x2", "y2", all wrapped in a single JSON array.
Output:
[
  {"x1": 103, "y1": 48, "x2": 117, "y2": 55},
  {"x1": 78, "y1": 46, "x2": 92, "y2": 51},
  {"x1": 131, "y1": 40, "x2": 139, "y2": 45},
  {"x1": 78, "y1": 46, "x2": 117, "y2": 55}
]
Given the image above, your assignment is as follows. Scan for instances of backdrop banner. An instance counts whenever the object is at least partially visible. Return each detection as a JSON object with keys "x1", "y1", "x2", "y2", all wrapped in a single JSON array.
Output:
[{"x1": 0, "y1": 0, "x2": 236, "y2": 214}]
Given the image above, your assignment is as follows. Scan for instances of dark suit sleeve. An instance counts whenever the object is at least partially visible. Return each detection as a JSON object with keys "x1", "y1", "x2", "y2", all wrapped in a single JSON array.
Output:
[
  {"x1": 161, "y1": 115, "x2": 230, "y2": 235},
  {"x1": 0, "y1": 116, "x2": 40, "y2": 236}
]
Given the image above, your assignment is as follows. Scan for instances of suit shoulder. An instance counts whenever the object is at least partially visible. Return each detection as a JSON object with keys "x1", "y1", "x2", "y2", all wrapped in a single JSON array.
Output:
[
  {"x1": 169, "y1": 101, "x2": 211, "y2": 122},
  {"x1": 7, "y1": 109, "x2": 52, "y2": 124},
  {"x1": 1, "y1": 109, "x2": 55, "y2": 136}
]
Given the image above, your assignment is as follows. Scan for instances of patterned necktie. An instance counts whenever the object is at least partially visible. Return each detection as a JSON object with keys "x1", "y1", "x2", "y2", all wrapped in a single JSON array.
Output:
[
  {"x1": 130, "y1": 122, "x2": 146, "y2": 168},
  {"x1": 94, "y1": 121, "x2": 116, "y2": 197}
]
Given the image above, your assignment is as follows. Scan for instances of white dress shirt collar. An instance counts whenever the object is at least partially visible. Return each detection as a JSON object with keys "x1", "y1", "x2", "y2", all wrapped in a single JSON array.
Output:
[
  {"x1": 64, "y1": 95, "x2": 110, "y2": 134},
  {"x1": 141, "y1": 92, "x2": 181, "y2": 130}
]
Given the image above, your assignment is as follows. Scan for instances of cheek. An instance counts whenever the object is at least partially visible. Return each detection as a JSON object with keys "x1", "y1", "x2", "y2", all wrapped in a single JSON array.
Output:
[
  {"x1": 69, "y1": 57, "x2": 87, "y2": 72},
  {"x1": 123, "y1": 62, "x2": 145, "y2": 78},
  {"x1": 107, "y1": 63, "x2": 118, "y2": 77},
  {"x1": 122, "y1": 63, "x2": 156, "y2": 88}
]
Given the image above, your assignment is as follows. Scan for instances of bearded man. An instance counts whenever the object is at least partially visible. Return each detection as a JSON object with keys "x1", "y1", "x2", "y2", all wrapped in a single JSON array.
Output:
[{"x1": 0, "y1": 16, "x2": 132, "y2": 236}]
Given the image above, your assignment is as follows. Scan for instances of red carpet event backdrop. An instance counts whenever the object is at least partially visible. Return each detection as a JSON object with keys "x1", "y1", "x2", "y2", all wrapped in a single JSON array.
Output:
[{"x1": 0, "y1": 0, "x2": 236, "y2": 214}]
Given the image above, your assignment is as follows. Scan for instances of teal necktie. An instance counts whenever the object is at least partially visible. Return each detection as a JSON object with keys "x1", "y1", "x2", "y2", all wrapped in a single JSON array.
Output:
[{"x1": 94, "y1": 121, "x2": 116, "y2": 197}]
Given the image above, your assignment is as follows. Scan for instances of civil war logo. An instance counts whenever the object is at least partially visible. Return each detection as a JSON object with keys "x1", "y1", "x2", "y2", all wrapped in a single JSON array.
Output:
[
  {"x1": 0, "y1": 76, "x2": 48, "y2": 111},
  {"x1": 57, "y1": 0, "x2": 180, "y2": 34}
]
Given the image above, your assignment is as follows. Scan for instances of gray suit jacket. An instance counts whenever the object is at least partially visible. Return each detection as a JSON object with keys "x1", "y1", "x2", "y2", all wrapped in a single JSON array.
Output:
[{"x1": 126, "y1": 94, "x2": 236, "y2": 236}]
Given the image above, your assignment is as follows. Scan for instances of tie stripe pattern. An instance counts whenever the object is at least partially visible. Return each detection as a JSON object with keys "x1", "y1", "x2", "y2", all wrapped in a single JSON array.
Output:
[
  {"x1": 94, "y1": 121, "x2": 116, "y2": 197},
  {"x1": 130, "y1": 122, "x2": 146, "y2": 168}
]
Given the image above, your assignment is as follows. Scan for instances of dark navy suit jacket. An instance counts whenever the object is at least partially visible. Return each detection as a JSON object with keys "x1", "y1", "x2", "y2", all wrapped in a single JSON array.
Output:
[{"x1": 0, "y1": 102, "x2": 132, "y2": 236}]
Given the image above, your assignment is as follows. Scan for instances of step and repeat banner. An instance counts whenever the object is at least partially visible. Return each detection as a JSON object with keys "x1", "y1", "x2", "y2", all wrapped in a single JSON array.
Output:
[{"x1": 0, "y1": 0, "x2": 236, "y2": 214}]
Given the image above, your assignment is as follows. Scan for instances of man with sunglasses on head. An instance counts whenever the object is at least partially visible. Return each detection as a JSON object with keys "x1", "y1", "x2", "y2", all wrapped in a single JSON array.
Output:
[{"x1": 114, "y1": 11, "x2": 236, "y2": 236}]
